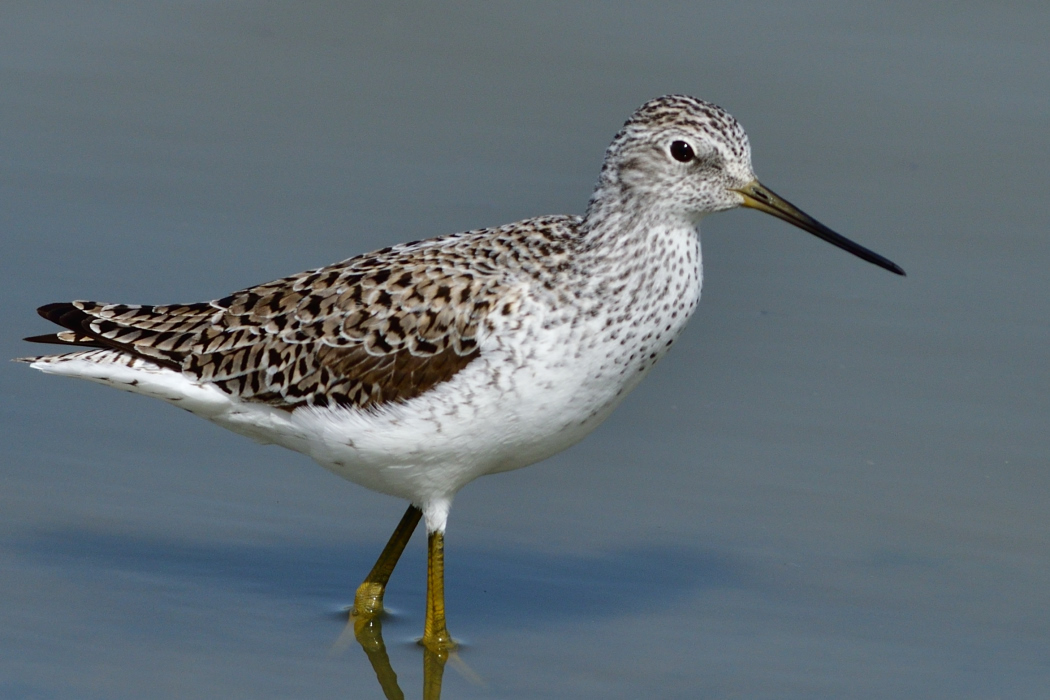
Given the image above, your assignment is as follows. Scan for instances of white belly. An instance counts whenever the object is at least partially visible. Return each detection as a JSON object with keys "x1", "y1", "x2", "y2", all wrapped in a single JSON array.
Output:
[{"x1": 27, "y1": 324, "x2": 671, "y2": 510}]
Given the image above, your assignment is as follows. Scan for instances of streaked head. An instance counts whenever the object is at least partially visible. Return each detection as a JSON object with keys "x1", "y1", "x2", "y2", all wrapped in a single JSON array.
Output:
[{"x1": 590, "y1": 95, "x2": 904, "y2": 275}]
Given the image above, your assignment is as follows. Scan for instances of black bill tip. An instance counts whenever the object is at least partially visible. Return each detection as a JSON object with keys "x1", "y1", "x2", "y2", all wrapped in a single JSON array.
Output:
[{"x1": 734, "y1": 180, "x2": 905, "y2": 276}]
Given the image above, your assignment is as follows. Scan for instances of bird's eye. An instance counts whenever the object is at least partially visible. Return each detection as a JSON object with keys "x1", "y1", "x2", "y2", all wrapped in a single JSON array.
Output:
[{"x1": 669, "y1": 140, "x2": 695, "y2": 163}]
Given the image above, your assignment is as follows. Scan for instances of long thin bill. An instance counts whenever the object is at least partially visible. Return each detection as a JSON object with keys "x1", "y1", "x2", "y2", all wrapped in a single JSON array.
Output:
[{"x1": 733, "y1": 180, "x2": 905, "y2": 276}]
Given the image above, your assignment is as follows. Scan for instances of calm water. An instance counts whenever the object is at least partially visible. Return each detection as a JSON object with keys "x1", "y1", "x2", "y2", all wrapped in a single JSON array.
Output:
[{"x1": 2, "y1": 2, "x2": 1048, "y2": 698}]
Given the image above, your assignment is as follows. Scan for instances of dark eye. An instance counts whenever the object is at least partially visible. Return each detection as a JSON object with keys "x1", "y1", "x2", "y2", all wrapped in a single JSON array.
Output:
[{"x1": 669, "y1": 140, "x2": 694, "y2": 163}]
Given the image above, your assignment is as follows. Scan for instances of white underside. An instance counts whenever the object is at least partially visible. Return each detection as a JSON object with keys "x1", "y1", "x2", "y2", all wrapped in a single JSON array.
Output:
[
  {"x1": 29, "y1": 338, "x2": 640, "y2": 531},
  {"x1": 28, "y1": 225, "x2": 704, "y2": 532}
]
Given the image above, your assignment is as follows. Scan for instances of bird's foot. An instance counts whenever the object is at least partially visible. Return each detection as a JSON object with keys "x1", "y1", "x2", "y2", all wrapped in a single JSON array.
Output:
[
  {"x1": 352, "y1": 581, "x2": 386, "y2": 619},
  {"x1": 419, "y1": 627, "x2": 457, "y2": 657}
]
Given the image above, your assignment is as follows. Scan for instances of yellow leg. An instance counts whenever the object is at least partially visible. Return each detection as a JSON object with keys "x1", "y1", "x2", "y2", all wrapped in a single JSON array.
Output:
[
  {"x1": 353, "y1": 504, "x2": 422, "y2": 619},
  {"x1": 422, "y1": 530, "x2": 456, "y2": 653}
]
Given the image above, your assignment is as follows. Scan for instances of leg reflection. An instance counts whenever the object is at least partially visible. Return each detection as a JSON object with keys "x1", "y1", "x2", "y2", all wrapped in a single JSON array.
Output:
[
  {"x1": 350, "y1": 613, "x2": 449, "y2": 700},
  {"x1": 422, "y1": 646, "x2": 447, "y2": 700}
]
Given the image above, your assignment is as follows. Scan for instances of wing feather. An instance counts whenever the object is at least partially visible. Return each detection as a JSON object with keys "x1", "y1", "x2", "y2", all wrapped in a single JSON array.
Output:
[
  {"x1": 24, "y1": 225, "x2": 550, "y2": 410},
  {"x1": 24, "y1": 216, "x2": 579, "y2": 410}
]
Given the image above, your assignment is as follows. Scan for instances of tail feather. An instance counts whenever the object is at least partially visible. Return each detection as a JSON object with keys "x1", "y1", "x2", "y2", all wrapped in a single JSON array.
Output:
[{"x1": 24, "y1": 301, "x2": 185, "y2": 370}]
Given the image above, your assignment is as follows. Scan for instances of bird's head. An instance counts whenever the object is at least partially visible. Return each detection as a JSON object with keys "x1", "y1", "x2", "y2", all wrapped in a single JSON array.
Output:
[{"x1": 589, "y1": 95, "x2": 904, "y2": 275}]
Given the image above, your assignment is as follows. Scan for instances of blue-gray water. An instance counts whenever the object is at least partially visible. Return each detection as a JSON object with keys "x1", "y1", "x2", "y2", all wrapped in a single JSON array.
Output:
[{"x1": 2, "y1": 2, "x2": 1048, "y2": 698}]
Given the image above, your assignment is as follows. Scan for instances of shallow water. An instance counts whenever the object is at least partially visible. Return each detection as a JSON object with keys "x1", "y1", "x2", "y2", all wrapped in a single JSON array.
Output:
[{"x1": 2, "y1": 2, "x2": 1049, "y2": 698}]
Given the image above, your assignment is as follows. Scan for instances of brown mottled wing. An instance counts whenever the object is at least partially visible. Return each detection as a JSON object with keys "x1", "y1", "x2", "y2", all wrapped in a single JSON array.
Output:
[{"x1": 30, "y1": 236, "x2": 515, "y2": 411}]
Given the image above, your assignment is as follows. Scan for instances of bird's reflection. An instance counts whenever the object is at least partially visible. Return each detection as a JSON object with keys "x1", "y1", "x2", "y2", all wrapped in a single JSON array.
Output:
[{"x1": 341, "y1": 613, "x2": 450, "y2": 700}]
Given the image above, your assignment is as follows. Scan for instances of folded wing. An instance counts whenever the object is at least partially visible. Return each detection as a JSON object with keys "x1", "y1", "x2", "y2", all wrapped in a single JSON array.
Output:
[{"x1": 25, "y1": 243, "x2": 507, "y2": 412}]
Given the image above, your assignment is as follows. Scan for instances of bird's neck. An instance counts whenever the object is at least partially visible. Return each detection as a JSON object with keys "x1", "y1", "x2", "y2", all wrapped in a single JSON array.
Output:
[
  {"x1": 573, "y1": 189, "x2": 704, "y2": 318},
  {"x1": 578, "y1": 183, "x2": 699, "y2": 264}
]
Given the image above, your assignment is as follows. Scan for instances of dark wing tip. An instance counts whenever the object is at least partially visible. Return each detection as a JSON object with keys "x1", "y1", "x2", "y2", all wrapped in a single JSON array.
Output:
[
  {"x1": 36, "y1": 302, "x2": 97, "y2": 332},
  {"x1": 29, "y1": 303, "x2": 105, "y2": 347},
  {"x1": 23, "y1": 332, "x2": 107, "y2": 348},
  {"x1": 24, "y1": 333, "x2": 65, "y2": 344},
  {"x1": 37, "y1": 302, "x2": 77, "y2": 322}
]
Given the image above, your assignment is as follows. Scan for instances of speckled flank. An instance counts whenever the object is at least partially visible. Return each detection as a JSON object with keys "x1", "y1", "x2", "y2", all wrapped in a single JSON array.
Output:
[{"x1": 21, "y1": 95, "x2": 761, "y2": 525}]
